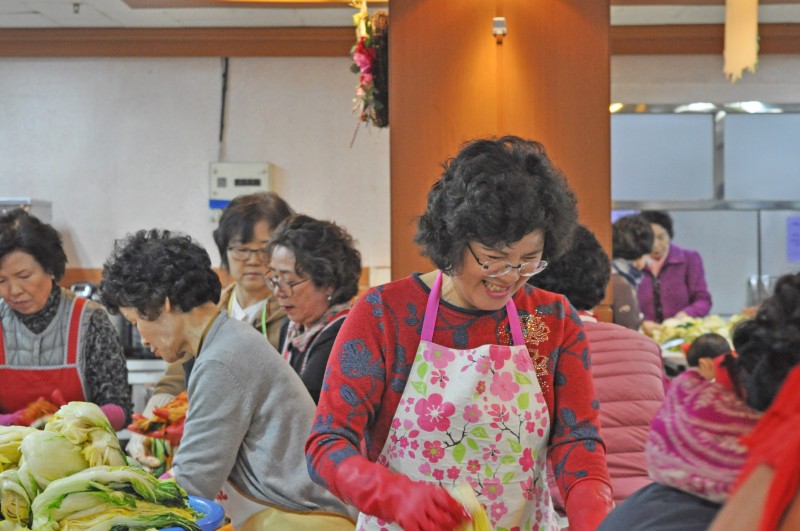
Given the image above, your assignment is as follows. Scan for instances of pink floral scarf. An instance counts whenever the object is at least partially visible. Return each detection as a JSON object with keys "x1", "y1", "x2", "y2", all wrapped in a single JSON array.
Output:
[{"x1": 645, "y1": 369, "x2": 762, "y2": 503}]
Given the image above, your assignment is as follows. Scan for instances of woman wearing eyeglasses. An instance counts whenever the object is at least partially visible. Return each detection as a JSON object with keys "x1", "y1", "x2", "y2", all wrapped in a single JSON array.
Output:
[
  {"x1": 306, "y1": 137, "x2": 613, "y2": 531},
  {"x1": 127, "y1": 192, "x2": 294, "y2": 470},
  {"x1": 265, "y1": 214, "x2": 362, "y2": 404}
]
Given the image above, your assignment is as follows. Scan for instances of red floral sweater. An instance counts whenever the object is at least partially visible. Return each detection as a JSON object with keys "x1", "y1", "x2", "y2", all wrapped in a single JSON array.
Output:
[{"x1": 305, "y1": 274, "x2": 610, "y2": 501}]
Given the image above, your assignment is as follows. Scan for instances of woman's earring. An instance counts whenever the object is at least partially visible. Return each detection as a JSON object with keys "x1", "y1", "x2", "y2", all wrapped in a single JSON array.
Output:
[{"x1": 327, "y1": 294, "x2": 332, "y2": 302}]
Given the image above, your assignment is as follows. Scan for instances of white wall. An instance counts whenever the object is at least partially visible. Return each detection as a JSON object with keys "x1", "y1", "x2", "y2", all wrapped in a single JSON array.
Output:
[
  {"x1": 612, "y1": 55, "x2": 800, "y2": 103},
  {"x1": 2, "y1": 53, "x2": 799, "y2": 273},
  {"x1": 0, "y1": 57, "x2": 390, "y2": 270}
]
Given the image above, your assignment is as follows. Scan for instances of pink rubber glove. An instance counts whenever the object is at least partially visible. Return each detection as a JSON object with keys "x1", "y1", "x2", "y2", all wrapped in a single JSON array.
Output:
[
  {"x1": 100, "y1": 404, "x2": 126, "y2": 431},
  {"x1": 332, "y1": 456, "x2": 468, "y2": 531},
  {"x1": 564, "y1": 479, "x2": 615, "y2": 531},
  {"x1": 0, "y1": 412, "x2": 20, "y2": 426}
]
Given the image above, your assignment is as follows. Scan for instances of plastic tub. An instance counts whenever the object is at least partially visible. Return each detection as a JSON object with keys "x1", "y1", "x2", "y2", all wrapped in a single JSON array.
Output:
[{"x1": 161, "y1": 495, "x2": 225, "y2": 531}]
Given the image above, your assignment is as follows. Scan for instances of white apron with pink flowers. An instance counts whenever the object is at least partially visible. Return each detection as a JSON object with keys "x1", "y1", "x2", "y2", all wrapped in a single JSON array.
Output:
[{"x1": 356, "y1": 272, "x2": 558, "y2": 531}]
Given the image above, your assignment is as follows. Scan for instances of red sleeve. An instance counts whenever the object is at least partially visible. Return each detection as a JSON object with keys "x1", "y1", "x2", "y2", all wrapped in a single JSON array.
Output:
[
  {"x1": 305, "y1": 285, "x2": 398, "y2": 494},
  {"x1": 541, "y1": 295, "x2": 612, "y2": 499}
]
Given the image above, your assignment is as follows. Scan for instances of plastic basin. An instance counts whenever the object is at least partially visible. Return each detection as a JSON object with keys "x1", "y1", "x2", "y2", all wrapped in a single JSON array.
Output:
[{"x1": 161, "y1": 495, "x2": 225, "y2": 531}]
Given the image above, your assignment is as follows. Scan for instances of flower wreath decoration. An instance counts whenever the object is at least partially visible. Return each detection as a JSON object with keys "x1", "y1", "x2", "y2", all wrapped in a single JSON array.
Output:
[{"x1": 350, "y1": 1, "x2": 389, "y2": 130}]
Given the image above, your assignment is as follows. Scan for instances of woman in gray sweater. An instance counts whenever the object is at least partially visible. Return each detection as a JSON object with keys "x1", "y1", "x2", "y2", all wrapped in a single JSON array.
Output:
[{"x1": 100, "y1": 228, "x2": 354, "y2": 529}]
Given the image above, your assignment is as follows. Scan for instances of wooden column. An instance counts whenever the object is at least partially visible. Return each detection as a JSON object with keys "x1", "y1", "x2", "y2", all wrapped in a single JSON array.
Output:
[{"x1": 389, "y1": 0, "x2": 612, "y2": 299}]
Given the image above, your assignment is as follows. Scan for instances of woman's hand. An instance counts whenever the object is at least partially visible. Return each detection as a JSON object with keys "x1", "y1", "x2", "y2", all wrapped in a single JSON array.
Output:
[
  {"x1": 641, "y1": 320, "x2": 661, "y2": 338},
  {"x1": 333, "y1": 457, "x2": 469, "y2": 531}
]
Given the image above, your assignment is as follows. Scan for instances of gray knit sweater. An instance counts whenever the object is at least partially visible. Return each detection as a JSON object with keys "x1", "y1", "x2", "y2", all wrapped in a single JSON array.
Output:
[{"x1": 172, "y1": 312, "x2": 351, "y2": 516}]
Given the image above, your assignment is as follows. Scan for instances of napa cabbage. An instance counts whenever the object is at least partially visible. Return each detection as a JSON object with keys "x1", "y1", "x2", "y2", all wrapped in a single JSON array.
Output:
[
  {"x1": 43, "y1": 403, "x2": 126, "y2": 467},
  {"x1": 0, "y1": 427, "x2": 36, "y2": 472}
]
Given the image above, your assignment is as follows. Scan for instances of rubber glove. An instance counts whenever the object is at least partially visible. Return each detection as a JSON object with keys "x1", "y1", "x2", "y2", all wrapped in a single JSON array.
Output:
[
  {"x1": 126, "y1": 392, "x2": 174, "y2": 471},
  {"x1": 0, "y1": 411, "x2": 21, "y2": 426},
  {"x1": 99, "y1": 403, "x2": 126, "y2": 431},
  {"x1": 332, "y1": 456, "x2": 468, "y2": 531},
  {"x1": 564, "y1": 479, "x2": 614, "y2": 531}
]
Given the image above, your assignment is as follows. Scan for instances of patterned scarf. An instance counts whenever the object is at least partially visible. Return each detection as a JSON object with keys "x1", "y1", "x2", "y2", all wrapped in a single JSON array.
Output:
[
  {"x1": 282, "y1": 302, "x2": 350, "y2": 362},
  {"x1": 612, "y1": 258, "x2": 643, "y2": 288},
  {"x1": 646, "y1": 369, "x2": 762, "y2": 503}
]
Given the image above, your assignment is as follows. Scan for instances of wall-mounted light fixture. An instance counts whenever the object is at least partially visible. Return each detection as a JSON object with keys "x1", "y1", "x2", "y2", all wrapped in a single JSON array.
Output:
[{"x1": 493, "y1": 17, "x2": 507, "y2": 44}]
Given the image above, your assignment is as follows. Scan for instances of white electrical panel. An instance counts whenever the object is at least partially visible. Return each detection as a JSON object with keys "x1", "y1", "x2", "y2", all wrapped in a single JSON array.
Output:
[{"x1": 209, "y1": 162, "x2": 271, "y2": 210}]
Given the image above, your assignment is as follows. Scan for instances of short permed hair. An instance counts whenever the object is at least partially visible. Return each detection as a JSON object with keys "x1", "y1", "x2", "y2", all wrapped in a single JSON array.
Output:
[
  {"x1": 213, "y1": 192, "x2": 294, "y2": 270},
  {"x1": 527, "y1": 225, "x2": 610, "y2": 311},
  {"x1": 266, "y1": 214, "x2": 362, "y2": 305},
  {"x1": 415, "y1": 136, "x2": 578, "y2": 273},
  {"x1": 640, "y1": 210, "x2": 674, "y2": 239},
  {"x1": 732, "y1": 272, "x2": 800, "y2": 411},
  {"x1": 99, "y1": 229, "x2": 222, "y2": 320},
  {"x1": 0, "y1": 209, "x2": 67, "y2": 281},
  {"x1": 612, "y1": 214, "x2": 654, "y2": 260}
]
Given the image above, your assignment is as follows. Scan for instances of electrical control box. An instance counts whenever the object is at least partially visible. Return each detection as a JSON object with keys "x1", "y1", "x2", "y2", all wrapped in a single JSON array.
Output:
[{"x1": 209, "y1": 162, "x2": 272, "y2": 211}]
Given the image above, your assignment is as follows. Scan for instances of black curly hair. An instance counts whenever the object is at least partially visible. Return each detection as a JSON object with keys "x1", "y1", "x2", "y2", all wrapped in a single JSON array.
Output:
[
  {"x1": 527, "y1": 225, "x2": 610, "y2": 311},
  {"x1": 640, "y1": 210, "x2": 674, "y2": 239},
  {"x1": 612, "y1": 214, "x2": 654, "y2": 260},
  {"x1": 0, "y1": 208, "x2": 67, "y2": 281},
  {"x1": 414, "y1": 136, "x2": 578, "y2": 274},
  {"x1": 213, "y1": 192, "x2": 294, "y2": 270},
  {"x1": 732, "y1": 271, "x2": 800, "y2": 411},
  {"x1": 266, "y1": 214, "x2": 362, "y2": 305},
  {"x1": 99, "y1": 229, "x2": 222, "y2": 320}
]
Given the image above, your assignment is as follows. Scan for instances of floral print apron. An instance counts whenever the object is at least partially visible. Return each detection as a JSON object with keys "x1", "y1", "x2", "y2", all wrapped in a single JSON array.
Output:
[{"x1": 356, "y1": 272, "x2": 558, "y2": 531}]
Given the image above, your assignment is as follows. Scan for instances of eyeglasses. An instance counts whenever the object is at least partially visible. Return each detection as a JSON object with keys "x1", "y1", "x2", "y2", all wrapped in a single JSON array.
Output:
[
  {"x1": 228, "y1": 246, "x2": 269, "y2": 262},
  {"x1": 265, "y1": 275, "x2": 310, "y2": 295},
  {"x1": 466, "y1": 243, "x2": 548, "y2": 278}
]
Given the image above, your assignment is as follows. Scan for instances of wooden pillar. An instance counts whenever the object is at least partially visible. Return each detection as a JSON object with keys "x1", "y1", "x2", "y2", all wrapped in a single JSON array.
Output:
[{"x1": 389, "y1": 0, "x2": 611, "y2": 299}]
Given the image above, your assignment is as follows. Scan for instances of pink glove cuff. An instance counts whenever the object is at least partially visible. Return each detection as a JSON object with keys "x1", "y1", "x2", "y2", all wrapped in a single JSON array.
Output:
[
  {"x1": 0, "y1": 412, "x2": 18, "y2": 426},
  {"x1": 100, "y1": 403, "x2": 126, "y2": 431}
]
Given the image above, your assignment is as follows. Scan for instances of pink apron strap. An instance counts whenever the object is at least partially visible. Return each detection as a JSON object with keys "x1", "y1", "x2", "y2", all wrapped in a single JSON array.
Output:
[
  {"x1": 0, "y1": 319, "x2": 5, "y2": 364},
  {"x1": 421, "y1": 271, "x2": 443, "y2": 342},
  {"x1": 506, "y1": 297, "x2": 525, "y2": 346},
  {"x1": 422, "y1": 271, "x2": 526, "y2": 346}
]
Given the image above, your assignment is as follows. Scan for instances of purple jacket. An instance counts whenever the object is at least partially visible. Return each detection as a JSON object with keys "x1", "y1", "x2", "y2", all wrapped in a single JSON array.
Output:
[{"x1": 638, "y1": 243, "x2": 712, "y2": 322}]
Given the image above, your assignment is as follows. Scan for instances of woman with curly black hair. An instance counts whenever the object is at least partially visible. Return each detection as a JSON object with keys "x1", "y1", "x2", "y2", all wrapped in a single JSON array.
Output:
[
  {"x1": 306, "y1": 136, "x2": 613, "y2": 531},
  {"x1": 611, "y1": 214, "x2": 653, "y2": 330},
  {"x1": 0, "y1": 209, "x2": 131, "y2": 429},
  {"x1": 100, "y1": 229, "x2": 354, "y2": 529},
  {"x1": 265, "y1": 214, "x2": 362, "y2": 404}
]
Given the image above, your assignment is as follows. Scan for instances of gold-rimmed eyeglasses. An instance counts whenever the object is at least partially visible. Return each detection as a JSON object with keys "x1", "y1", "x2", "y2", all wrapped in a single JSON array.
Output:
[
  {"x1": 466, "y1": 243, "x2": 548, "y2": 278},
  {"x1": 265, "y1": 275, "x2": 310, "y2": 295}
]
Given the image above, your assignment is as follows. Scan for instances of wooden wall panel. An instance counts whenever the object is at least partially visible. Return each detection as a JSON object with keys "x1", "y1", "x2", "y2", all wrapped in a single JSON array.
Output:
[
  {"x1": 389, "y1": 0, "x2": 611, "y2": 288},
  {"x1": 389, "y1": 0, "x2": 499, "y2": 279},
  {"x1": 499, "y1": 0, "x2": 612, "y2": 311}
]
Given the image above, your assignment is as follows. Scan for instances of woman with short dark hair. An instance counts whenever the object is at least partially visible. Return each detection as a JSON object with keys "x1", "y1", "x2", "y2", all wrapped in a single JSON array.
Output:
[
  {"x1": 638, "y1": 210, "x2": 712, "y2": 328},
  {"x1": 266, "y1": 214, "x2": 362, "y2": 403},
  {"x1": 100, "y1": 229, "x2": 354, "y2": 529},
  {"x1": 611, "y1": 214, "x2": 654, "y2": 330},
  {"x1": 0, "y1": 209, "x2": 131, "y2": 429},
  {"x1": 306, "y1": 136, "x2": 613, "y2": 531}
]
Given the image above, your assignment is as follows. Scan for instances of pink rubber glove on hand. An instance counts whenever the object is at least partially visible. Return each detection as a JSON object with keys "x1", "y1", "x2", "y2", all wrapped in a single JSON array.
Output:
[
  {"x1": 332, "y1": 456, "x2": 469, "y2": 531},
  {"x1": 0, "y1": 412, "x2": 21, "y2": 426},
  {"x1": 99, "y1": 404, "x2": 126, "y2": 431}
]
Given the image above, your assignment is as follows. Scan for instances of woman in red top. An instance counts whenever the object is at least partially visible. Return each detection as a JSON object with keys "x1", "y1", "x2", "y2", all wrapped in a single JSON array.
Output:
[{"x1": 305, "y1": 136, "x2": 613, "y2": 531}]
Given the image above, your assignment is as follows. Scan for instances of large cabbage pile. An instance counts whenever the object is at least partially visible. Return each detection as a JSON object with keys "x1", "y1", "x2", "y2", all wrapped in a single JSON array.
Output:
[{"x1": 0, "y1": 402, "x2": 198, "y2": 531}]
